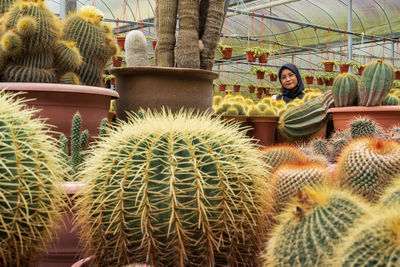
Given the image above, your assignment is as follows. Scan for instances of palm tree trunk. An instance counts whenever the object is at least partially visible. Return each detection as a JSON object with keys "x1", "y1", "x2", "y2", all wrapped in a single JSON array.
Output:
[
  {"x1": 200, "y1": 0, "x2": 226, "y2": 70},
  {"x1": 176, "y1": 0, "x2": 200, "y2": 68},
  {"x1": 156, "y1": 0, "x2": 178, "y2": 67}
]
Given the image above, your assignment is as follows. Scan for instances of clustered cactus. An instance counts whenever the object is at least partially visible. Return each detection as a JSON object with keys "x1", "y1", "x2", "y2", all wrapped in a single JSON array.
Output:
[
  {"x1": 0, "y1": 0, "x2": 82, "y2": 83},
  {"x1": 75, "y1": 110, "x2": 273, "y2": 267}
]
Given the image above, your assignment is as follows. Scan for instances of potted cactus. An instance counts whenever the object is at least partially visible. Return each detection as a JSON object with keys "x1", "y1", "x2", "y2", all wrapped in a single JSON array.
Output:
[
  {"x1": 111, "y1": 0, "x2": 224, "y2": 119},
  {"x1": 328, "y1": 60, "x2": 400, "y2": 131}
]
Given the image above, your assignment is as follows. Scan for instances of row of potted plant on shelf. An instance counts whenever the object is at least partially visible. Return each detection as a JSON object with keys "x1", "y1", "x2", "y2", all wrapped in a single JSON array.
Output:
[{"x1": 217, "y1": 42, "x2": 275, "y2": 63}]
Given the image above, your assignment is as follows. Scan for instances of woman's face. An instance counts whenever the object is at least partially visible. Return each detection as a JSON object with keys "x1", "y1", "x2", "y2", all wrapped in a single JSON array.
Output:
[{"x1": 280, "y1": 68, "x2": 298, "y2": 90}]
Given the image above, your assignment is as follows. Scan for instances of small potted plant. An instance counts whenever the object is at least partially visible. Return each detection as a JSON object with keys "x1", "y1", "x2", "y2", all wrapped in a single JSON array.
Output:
[
  {"x1": 324, "y1": 72, "x2": 337, "y2": 86},
  {"x1": 246, "y1": 47, "x2": 258, "y2": 62},
  {"x1": 267, "y1": 70, "x2": 278, "y2": 82},
  {"x1": 115, "y1": 34, "x2": 126, "y2": 51},
  {"x1": 248, "y1": 82, "x2": 257, "y2": 93},
  {"x1": 218, "y1": 41, "x2": 233, "y2": 59},
  {"x1": 303, "y1": 73, "x2": 314, "y2": 85},
  {"x1": 319, "y1": 60, "x2": 338, "y2": 72},
  {"x1": 112, "y1": 54, "x2": 123, "y2": 67},
  {"x1": 349, "y1": 61, "x2": 365, "y2": 75},
  {"x1": 251, "y1": 66, "x2": 268, "y2": 80},
  {"x1": 394, "y1": 67, "x2": 400, "y2": 80},
  {"x1": 338, "y1": 61, "x2": 350, "y2": 73},
  {"x1": 216, "y1": 80, "x2": 227, "y2": 91},
  {"x1": 254, "y1": 47, "x2": 271, "y2": 63},
  {"x1": 316, "y1": 73, "x2": 325, "y2": 85},
  {"x1": 232, "y1": 81, "x2": 242, "y2": 92}
]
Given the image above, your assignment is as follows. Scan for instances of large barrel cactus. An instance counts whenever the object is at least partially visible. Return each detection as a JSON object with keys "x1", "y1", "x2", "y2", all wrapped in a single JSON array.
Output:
[
  {"x1": 0, "y1": 0, "x2": 81, "y2": 83},
  {"x1": 0, "y1": 92, "x2": 66, "y2": 266},
  {"x1": 62, "y1": 6, "x2": 118, "y2": 86},
  {"x1": 260, "y1": 144, "x2": 307, "y2": 171},
  {"x1": 380, "y1": 175, "x2": 400, "y2": 207},
  {"x1": 332, "y1": 72, "x2": 359, "y2": 107},
  {"x1": 336, "y1": 138, "x2": 400, "y2": 202},
  {"x1": 264, "y1": 186, "x2": 371, "y2": 267},
  {"x1": 335, "y1": 208, "x2": 400, "y2": 266},
  {"x1": 75, "y1": 110, "x2": 273, "y2": 267},
  {"x1": 0, "y1": 0, "x2": 14, "y2": 15},
  {"x1": 358, "y1": 60, "x2": 395, "y2": 106}
]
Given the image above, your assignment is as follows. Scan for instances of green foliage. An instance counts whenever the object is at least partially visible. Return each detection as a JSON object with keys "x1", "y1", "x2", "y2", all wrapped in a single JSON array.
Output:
[
  {"x1": 250, "y1": 66, "x2": 267, "y2": 74},
  {"x1": 75, "y1": 110, "x2": 273, "y2": 267},
  {"x1": 0, "y1": 92, "x2": 66, "y2": 266},
  {"x1": 358, "y1": 60, "x2": 395, "y2": 106}
]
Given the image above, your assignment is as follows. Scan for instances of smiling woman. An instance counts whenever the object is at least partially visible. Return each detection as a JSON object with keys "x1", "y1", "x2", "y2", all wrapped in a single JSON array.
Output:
[{"x1": 272, "y1": 63, "x2": 305, "y2": 103}]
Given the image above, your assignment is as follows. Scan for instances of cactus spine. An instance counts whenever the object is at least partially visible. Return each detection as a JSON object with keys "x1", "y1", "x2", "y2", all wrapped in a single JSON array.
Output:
[
  {"x1": 335, "y1": 208, "x2": 400, "y2": 267},
  {"x1": 358, "y1": 60, "x2": 395, "y2": 106},
  {"x1": 349, "y1": 116, "x2": 384, "y2": 139},
  {"x1": 336, "y1": 138, "x2": 400, "y2": 202},
  {"x1": 75, "y1": 110, "x2": 273, "y2": 267},
  {"x1": 264, "y1": 186, "x2": 371, "y2": 267},
  {"x1": 332, "y1": 72, "x2": 359, "y2": 107},
  {"x1": 125, "y1": 30, "x2": 150, "y2": 67},
  {"x1": 0, "y1": 0, "x2": 81, "y2": 83},
  {"x1": 62, "y1": 6, "x2": 117, "y2": 86},
  {"x1": 0, "y1": 92, "x2": 65, "y2": 266}
]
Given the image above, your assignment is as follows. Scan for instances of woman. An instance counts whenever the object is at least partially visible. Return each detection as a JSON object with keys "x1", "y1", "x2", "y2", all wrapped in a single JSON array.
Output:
[{"x1": 272, "y1": 63, "x2": 305, "y2": 103}]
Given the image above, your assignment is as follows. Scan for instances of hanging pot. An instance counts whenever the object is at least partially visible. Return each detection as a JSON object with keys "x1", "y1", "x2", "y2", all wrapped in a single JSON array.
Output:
[
  {"x1": 317, "y1": 77, "x2": 324, "y2": 85},
  {"x1": 116, "y1": 37, "x2": 126, "y2": 51},
  {"x1": 305, "y1": 76, "x2": 314, "y2": 84},
  {"x1": 325, "y1": 78, "x2": 334, "y2": 86},
  {"x1": 323, "y1": 62, "x2": 335, "y2": 72},
  {"x1": 112, "y1": 56, "x2": 123, "y2": 67},
  {"x1": 246, "y1": 51, "x2": 256, "y2": 62},
  {"x1": 222, "y1": 47, "x2": 233, "y2": 59},
  {"x1": 358, "y1": 66, "x2": 365, "y2": 75},
  {"x1": 339, "y1": 63, "x2": 350, "y2": 73},
  {"x1": 233, "y1": 85, "x2": 240, "y2": 92},
  {"x1": 269, "y1": 74, "x2": 278, "y2": 82},
  {"x1": 258, "y1": 53, "x2": 268, "y2": 63},
  {"x1": 248, "y1": 86, "x2": 256, "y2": 93},
  {"x1": 256, "y1": 71, "x2": 265, "y2": 79},
  {"x1": 219, "y1": 84, "x2": 227, "y2": 91}
]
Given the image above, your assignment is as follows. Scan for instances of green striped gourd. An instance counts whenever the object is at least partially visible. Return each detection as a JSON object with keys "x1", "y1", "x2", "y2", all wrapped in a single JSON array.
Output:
[
  {"x1": 268, "y1": 162, "x2": 331, "y2": 212},
  {"x1": 260, "y1": 144, "x2": 306, "y2": 171},
  {"x1": 358, "y1": 60, "x2": 395, "y2": 106},
  {"x1": 278, "y1": 95, "x2": 328, "y2": 140},
  {"x1": 0, "y1": 92, "x2": 66, "y2": 266},
  {"x1": 380, "y1": 175, "x2": 400, "y2": 207},
  {"x1": 336, "y1": 138, "x2": 400, "y2": 202},
  {"x1": 75, "y1": 110, "x2": 273, "y2": 267},
  {"x1": 0, "y1": 0, "x2": 81, "y2": 83},
  {"x1": 349, "y1": 116, "x2": 384, "y2": 139},
  {"x1": 335, "y1": 208, "x2": 400, "y2": 266},
  {"x1": 62, "y1": 6, "x2": 118, "y2": 86},
  {"x1": 264, "y1": 186, "x2": 371, "y2": 267},
  {"x1": 332, "y1": 72, "x2": 359, "y2": 107}
]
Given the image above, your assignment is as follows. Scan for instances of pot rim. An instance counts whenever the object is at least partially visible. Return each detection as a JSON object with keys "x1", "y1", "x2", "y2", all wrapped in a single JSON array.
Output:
[
  {"x1": 0, "y1": 82, "x2": 119, "y2": 99},
  {"x1": 328, "y1": 105, "x2": 400, "y2": 113},
  {"x1": 111, "y1": 66, "x2": 218, "y2": 80}
]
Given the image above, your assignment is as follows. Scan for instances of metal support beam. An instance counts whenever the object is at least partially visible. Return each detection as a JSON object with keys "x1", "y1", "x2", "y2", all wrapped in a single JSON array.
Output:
[
  {"x1": 347, "y1": 0, "x2": 352, "y2": 61},
  {"x1": 227, "y1": 8, "x2": 399, "y2": 42},
  {"x1": 391, "y1": 41, "x2": 395, "y2": 65},
  {"x1": 107, "y1": 18, "x2": 155, "y2": 34}
]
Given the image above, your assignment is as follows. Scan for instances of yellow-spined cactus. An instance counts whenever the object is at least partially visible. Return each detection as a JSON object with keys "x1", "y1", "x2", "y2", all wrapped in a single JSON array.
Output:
[{"x1": 0, "y1": 0, "x2": 82, "y2": 83}]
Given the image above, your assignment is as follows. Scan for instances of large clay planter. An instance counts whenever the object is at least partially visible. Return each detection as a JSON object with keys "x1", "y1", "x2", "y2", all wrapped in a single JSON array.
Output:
[
  {"x1": 111, "y1": 67, "x2": 218, "y2": 121},
  {"x1": 39, "y1": 182, "x2": 85, "y2": 267},
  {"x1": 247, "y1": 115, "x2": 279, "y2": 146},
  {"x1": 0, "y1": 83, "x2": 118, "y2": 141},
  {"x1": 328, "y1": 106, "x2": 400, "y2": 130}
]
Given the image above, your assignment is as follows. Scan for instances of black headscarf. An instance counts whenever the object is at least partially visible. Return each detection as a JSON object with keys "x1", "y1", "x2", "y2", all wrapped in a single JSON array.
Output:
[{"x1": 277, "y1": 63, "x2": 305, "y2": 103}]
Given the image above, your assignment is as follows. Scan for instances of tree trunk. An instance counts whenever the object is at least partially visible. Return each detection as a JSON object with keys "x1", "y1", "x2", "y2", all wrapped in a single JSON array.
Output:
[
  {"x1": 156, "y1": 0, "x2": 178, "y2": 67},
  {"x1": 200, "y1": 0, "x2": 226, "y2": 70},
  {"x1": 176, "y1": 0, "x2": 200, "y2": 69}
]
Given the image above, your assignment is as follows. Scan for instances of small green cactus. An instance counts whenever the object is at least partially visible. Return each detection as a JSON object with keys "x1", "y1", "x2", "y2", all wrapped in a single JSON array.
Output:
[
  {"x1": 264, "y1": 186, "x2": 371, "y2": 267},
  {"x1": 75, "y1": 109, "x2": 273, "y2": 267},
  {"x1": 0, "y1": 91, "x2": 66, "y2": 266},
  {"x1": 310, "y1": 136, "x2": 328, "y2": 156},
  {"x1": 349, "y1": 117, "x2": 384, "y2": 139},
  {"x1": 336, "y1": 138, "x2": 400, "y2": 202},
  {"x1": 260, "y1": 144, "x2": 306, "y2": 171},
  {"x1": 382, "y1": 94, "x2": 400, "y2": 105},
  {"x1": 335, "y1": 208, "x2": 400, "y2": 267}
]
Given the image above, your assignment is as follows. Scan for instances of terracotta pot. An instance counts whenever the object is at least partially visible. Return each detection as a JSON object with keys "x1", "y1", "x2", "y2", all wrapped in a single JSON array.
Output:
[
  {"x1": 246, "y1": 51, "x2": 256, "y2": 62},
  {"x1": 247, "y1": 115, "x2": 279, "y2": 146},
  {"x1": 116, "y1": 37, "x2": 126, "y2": 51},
  {"x1": 325, "y1": 78, "x2": 334, "y2": 86},
  {"x1": 256, "y1": 71, "x2": 265, "y2": 79},
  {"x1": 219, "y1": 84, "x2": 227, "y2": 91},
  {"x1": 305, "y1": 76, "x2": 314, "y2": 84},
  {"x1": 233, "y1": 85, "x2": 240, "y2": 92},
  {"x1": 358, "y1": 66, "x2": 365, "y2": 75},
  {"x1": 152, "y1": 40, "x2": 157, "y2": 51},
  {"x1": 339, "y1": 63, "x2": 350, "y2": 73},
  {"x1": 112, "y1": 56, "x2": 123, "y2": 67},
  {"x1": 248, "y1": 86, "x2": 256, "y2": 93},
  {"x1": 110, "y1": 77, "x2": 116, "y2": 85},
  {"x1": 258, "y1": 53, "x2": 268, "y2": 63},
  {"x1": 317, "y1": 77, "x2": 324, "y2": 85},
  {"x1": 269, "y1": 74, "x2": 278, "y2": 82},
  {"x1": 328, "y1": 106, "x2": 400, "y2": 131},
  {"x1": 256, "y1": 92, "x2": 263, "y2": 99},
  {"x1": 1, "y1": 83, "x2": 118, "y2": 141},
  {"x1": 257, "y1": 87, "x2": 265, "y2": 94},
  {"x1": 395, "y1": 70, "x2": 400, "y2": 80},
  {"x1": 222, "y1": 47, "x2": 233, "y2": 59},
  {"x1": 323, "y1": 62, "x2": 335, "y2": 72},
  {"x1": 38, "y1": 182, "x2": 85, "y2": 267},
  {"x1": 111, "y1": 67, "x2": 218, "y2": 121}
]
